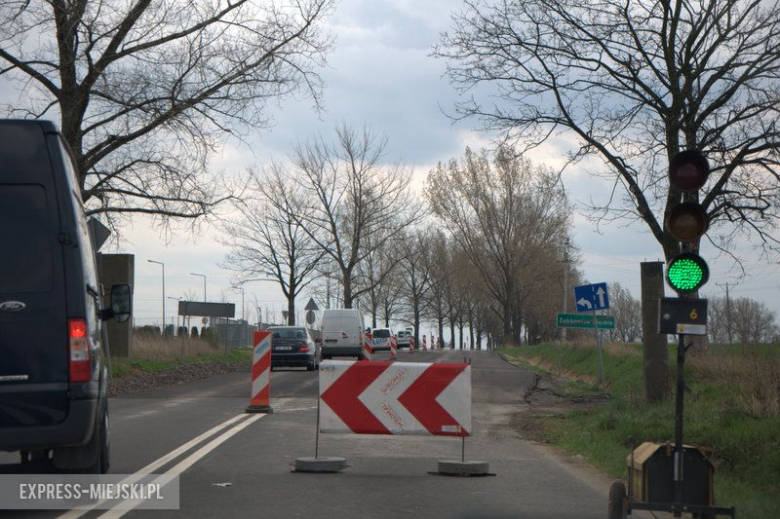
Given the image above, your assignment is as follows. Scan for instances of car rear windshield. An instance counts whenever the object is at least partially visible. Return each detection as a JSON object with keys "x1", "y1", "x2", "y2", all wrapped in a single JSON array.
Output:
[
  {"x1": 0, "y1": 185, "x2": 53, "y2": 292},
  {"x1": 269, "y1": 327, "x2": 307, "y2": 339},
  {"x1": 373, "y1": 329, "x2": 391, "y2": 338}
]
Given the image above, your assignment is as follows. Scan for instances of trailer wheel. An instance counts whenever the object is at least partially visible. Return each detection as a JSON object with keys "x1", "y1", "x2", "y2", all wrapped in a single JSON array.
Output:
[{"x1": 608, "y1": 481, "x2": 627, "y2": 519}]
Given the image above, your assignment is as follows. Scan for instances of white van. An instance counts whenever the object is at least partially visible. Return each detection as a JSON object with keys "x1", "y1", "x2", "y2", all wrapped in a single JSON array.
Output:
[{"x1": 320, "y1": 309, "x2": 365, "y2": 360}]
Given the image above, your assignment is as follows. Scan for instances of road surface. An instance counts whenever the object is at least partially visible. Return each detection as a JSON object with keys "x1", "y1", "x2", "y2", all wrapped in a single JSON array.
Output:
[{"x1": 1, "y1": 349, "x2": 617, "y2": 518}]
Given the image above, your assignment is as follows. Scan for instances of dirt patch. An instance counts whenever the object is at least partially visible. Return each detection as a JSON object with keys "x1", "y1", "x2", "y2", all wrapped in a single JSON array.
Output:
[
  {"x1": 511, "y1": 364, "x2": 611, "y2": 444},
  {"x1": 108, "y1": 360, "x2": 250, "y2": 397},
  {"x1": 522, "y1": 355, "x2": 602, "y2": 387}
]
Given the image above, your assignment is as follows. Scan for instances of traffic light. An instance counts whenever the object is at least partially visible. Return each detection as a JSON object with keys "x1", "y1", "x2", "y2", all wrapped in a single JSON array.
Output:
[
  {"x1": 665, "y1": 150, "x2": 710, "y2": 294},
  {"x1": 666, "y1": 253, "x2": 709, "y2": 294}
]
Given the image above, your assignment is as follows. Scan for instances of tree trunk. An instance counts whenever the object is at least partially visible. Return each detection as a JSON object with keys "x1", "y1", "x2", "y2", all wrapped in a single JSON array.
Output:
[
  {"x1": 287, "y1": 297, "x2": 295, "y2": 326},
  {"x1": 342, "y1": 270, "x2": 353, "y2": 309}
]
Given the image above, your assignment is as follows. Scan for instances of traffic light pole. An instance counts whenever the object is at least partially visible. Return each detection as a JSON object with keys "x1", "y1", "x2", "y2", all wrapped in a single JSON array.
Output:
[{"x1": 673, "y1": 332, "x2": 687, "y2": 518}]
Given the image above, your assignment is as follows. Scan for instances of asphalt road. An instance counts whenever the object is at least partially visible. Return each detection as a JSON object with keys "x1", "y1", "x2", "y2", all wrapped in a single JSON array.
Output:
[{"x1": 0, "y1": 349, "x2": 617, "y2": 518}]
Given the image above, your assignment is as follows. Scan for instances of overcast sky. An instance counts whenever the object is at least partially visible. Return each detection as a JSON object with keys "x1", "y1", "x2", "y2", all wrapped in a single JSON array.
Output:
[{"x1": 3, "y1": 0, "x2": 778, "y2": 332}]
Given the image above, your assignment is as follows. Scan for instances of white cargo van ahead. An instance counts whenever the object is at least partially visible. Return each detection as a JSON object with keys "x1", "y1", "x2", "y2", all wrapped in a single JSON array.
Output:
[{"x1": 320, "y1": 309, "x2": 365, "y2": 360}]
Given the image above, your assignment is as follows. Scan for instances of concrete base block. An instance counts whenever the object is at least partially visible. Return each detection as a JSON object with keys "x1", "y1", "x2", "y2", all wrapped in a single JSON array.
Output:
[
  {"x1": 294, "y1": 457, "x2": 347, "y2": 473},
  {"x1": 437, "y1": 460, "x2": 491, "y2": 476}
]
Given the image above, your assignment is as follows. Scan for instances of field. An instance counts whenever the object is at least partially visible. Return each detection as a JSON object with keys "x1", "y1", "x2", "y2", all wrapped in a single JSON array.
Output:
[{"x1": 501, "y1": 340, "x2": 780, "y2": 519}]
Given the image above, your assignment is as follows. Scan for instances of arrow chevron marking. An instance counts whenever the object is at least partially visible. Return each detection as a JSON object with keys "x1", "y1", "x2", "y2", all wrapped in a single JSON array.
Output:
[
  {"x1": 397, "y1": 363, "x2": 469, "y2": 437},
  {"x1": 577, "y1": 297, "x2": 592, "y2": 310},
  {"x1": 596, "y1": 286, "x2": 606, "y2": 308},
  {"x1": 321, "y1": 361, "x2": 392, "y2": 434}
]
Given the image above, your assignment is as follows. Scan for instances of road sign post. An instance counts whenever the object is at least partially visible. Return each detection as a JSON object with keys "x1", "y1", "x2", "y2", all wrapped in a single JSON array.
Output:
[{"x1": 572, "y1": 282, "x2": 611, "y2": 385}]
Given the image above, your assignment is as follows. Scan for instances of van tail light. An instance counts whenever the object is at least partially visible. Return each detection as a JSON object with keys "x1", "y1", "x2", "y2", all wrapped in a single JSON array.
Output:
[
  {"x1": 342, "y1": 331, "x2": 348, "y2": 339},
  {"x1": 69, "y1": 318, "x2": 91, "y2": 383}
]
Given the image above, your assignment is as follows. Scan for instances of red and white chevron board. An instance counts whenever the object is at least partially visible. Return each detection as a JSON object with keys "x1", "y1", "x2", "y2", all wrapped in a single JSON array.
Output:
[
  {"x1": 319, "y1": 360, "x2": 471, "y2": 436},
  {"x1": 249, "y1": 330, "x2": 271, "y2": 407}
]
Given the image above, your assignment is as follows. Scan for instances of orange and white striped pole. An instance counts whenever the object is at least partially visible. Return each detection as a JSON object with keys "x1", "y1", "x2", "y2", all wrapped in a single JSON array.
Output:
[
  {"x1": 390, "y1": 335, "x2": 397, "y2": 358},
  {"x1": 246, "y1": 330, "x2": 273, "y2": 413},
  {"x1": 362, "y1": 331, "x2": 374, "y2": 361},
  {"x1": 409, "y1": 336, "x2": 415, "y2": 353}
]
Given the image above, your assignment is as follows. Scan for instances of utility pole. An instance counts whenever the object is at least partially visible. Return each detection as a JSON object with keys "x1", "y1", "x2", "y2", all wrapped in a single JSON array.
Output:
[
  {"x1": 557, "y1": 239, "x2": 571, "y2": 375},
  {"x1": 717, "y1": 283, "x2": 737, "y2": 344},
  {"x1": 148, "y1": 259, "x2": 165, "y2": 334}
]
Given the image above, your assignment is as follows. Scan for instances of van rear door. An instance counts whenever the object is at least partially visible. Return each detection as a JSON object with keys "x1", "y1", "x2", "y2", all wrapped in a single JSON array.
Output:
[
  {"x1": 322, "y1": 317, "x2": 361, "y2": 348},
  {"x1": 0, "y1": 122, "x2": 69, "y2": 428}
]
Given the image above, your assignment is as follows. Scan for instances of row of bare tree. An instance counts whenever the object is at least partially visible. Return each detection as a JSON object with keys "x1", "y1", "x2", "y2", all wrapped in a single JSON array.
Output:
[{"x1": 220, "y1": 123, "x2": 588, "y2": 346}]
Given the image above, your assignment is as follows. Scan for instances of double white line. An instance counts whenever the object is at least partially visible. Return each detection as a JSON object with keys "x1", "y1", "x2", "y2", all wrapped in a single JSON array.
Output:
[{"x1": 59, "y1": 413, "x2": 266, "y2": 518}]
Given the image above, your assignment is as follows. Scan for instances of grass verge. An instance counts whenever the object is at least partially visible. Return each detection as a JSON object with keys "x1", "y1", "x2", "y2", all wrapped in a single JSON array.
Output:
[
  {"x1": 501, "y1": 341, "x2": 780, "y2": 519},
  {"x1": 110, "y1": 335, "x2": 251, "y2": 378}
]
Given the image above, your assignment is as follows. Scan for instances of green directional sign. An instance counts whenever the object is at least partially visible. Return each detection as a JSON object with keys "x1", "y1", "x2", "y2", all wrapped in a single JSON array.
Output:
[{"x1": 556, "y1": 313, "x2": 615, "y2": 330}]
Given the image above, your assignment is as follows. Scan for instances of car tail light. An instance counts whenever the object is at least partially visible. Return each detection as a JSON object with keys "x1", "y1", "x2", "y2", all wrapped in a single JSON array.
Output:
[
  {"x1": 299, "y1": 343, "x2": 310, "y2": 352},
  {"x1": 69, "y1": 318, "x2": 91, "y2": 383}
]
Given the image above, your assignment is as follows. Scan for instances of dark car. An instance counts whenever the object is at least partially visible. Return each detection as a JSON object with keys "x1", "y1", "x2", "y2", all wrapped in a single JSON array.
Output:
[
  {"x1": 0, "y1": 120, "x2": 131, "y2": 473},
  {"x1": 269, "y1": 326, "x2": 318, "y2": 371}
]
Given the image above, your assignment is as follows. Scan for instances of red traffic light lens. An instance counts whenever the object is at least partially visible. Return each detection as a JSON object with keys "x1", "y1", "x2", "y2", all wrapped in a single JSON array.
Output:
[
  {"x1": 669, "y1": 150, "x2": 709, "y2": 192},
  {"x1": 666, "y1": 202, "x2": 709, "y2": 241}
]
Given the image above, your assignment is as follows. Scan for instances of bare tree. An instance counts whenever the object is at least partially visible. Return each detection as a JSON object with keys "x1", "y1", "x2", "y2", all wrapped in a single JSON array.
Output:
[
  {"x1": 276, "y1": 123, "x2": 424, "y2": 308},
  {"x1": 220, "y1": 174, "x2": 323, "y2": 325},
  {"x1": 357, "y1": 240, "x2": 400, "y2": 328},
  {"x1": 426, "y1": 147, "x2": 570, "y2": 345},
  {"x1": 0, "y1": 0, "x2": 333, "y2": 227},
  {"x1": 435, "y1": 0, "x2": 780, "y2": 263},
  {"x1": 425, "y1": 231, "x2": 452, "y2": 346},
  {"x1": 607, "y1": 282, "x2": 642, "y2": 343},
  {"x1": 397, "y1": 229, "x2": 433, "y2": 347},
  {"x1": 706, "y1": 291, "x2": 777, "y2": 344}
]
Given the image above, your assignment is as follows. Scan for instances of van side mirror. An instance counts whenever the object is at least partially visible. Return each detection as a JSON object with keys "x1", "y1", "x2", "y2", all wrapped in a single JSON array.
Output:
[{"x1": 100, "y1": 283, "x2": 132, "y2": 322}]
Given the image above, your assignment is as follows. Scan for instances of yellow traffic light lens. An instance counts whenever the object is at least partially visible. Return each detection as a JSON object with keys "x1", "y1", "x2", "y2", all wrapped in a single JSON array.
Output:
[
  {"x1": 667, "y1": 253, "x2": 709, "y2": 293},
  {"x1": 666, "y1": 202, "x2": 709, "y2": 241}
]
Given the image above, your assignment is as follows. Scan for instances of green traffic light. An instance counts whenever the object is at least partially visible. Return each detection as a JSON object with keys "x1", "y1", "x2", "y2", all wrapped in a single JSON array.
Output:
[{"x1": 667, "y1": 253, "x2": 709, "y2": 293}]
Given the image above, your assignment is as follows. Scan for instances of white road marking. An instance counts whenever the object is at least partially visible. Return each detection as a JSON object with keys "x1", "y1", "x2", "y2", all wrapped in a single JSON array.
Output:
[
  {"x1": 97, "y1": 413, "x2": 264, "y2": 518},
  {"x1": 58, "y1": 413, "x2": 258, "y2": 519}
]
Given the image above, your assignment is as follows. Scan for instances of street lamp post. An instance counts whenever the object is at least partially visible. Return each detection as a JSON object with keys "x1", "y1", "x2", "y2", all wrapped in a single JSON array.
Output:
[
  {"x1": 235, "y1": 286, "x2": 245, "y2": 347},
  {"x1": 190, "y1": 272, "x2": 207, "y2": 301},
  {"x1": 148, "y1": 259, "x2": 165, "y2": 334}
]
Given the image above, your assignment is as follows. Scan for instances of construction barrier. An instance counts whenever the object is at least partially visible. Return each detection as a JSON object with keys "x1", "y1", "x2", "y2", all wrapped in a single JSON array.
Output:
[
  {"x1": 362, "y1": 331, "x2": 374, "y2": 361},
  {"x1": 246, "y1": 330, "x2": 273, "y2": 413},
  {"x1": 319, "y1": 360, "x2": 471, "y2": 436}
]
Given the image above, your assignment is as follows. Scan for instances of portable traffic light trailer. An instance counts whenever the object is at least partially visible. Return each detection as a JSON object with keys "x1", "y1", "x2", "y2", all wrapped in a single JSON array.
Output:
[{"x1": 607, "y1": 150, "x2": 735, "y2": 519}]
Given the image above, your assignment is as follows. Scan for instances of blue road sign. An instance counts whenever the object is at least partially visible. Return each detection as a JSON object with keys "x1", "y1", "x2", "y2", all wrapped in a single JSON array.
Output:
[{"x1": 574, "y1": 283, "x2": 610, "y2": 312}]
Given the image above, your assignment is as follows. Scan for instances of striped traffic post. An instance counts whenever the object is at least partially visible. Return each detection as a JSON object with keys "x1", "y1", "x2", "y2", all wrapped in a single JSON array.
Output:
[
  {"x1": 409, "y1": 336, "x2": 415, "y2": 353},
  {"x1": 422, "y1": 335, "x2": 427, "y2": 351},
  {"x1": 246, "y1": 330, "x2": 273, "y2": 413},
  {"x1": 390, "y1": 335, "x2": 397, "y2": 358},
  {"x1": 362, "y1": 331, "x2": 374, "y2": 361}
]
